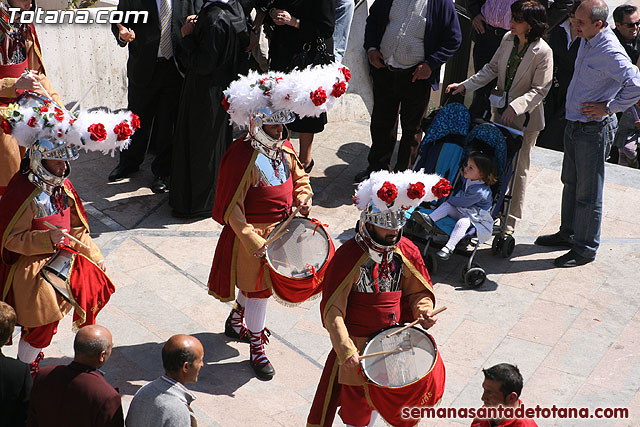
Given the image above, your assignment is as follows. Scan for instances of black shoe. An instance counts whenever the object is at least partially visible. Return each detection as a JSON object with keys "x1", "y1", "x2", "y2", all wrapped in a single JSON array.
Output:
[
  {"x1": 553, "y1": 250, "x2": 595, "y2": 268},
  {"x1": 108, "y1": 164, "x2": 139, "y2": 182},
  {"x1": 534, "y1": 232, "x2": 573, "y2": 248},
  {"x1": 151, "y1": 176, "x2": 169, "y2": 194},
  {"x1": 224, "y1": 311, "x2": 250, "y2": 343},
  {"x1": 304, "y1": 159, "x2": 314, "y2": 174},
  {"x1": 411, "y1": 210, "x2": 436, "y2": 232},
  {"x1": 250, "y1": 359, "x2": 275, "y2": 381},
  {"x1": 435, "y1": 247, "x2": 452, "y2": 260},
  {"x1": 354, "y1": 168, "x2": 373, "y2": 183}
]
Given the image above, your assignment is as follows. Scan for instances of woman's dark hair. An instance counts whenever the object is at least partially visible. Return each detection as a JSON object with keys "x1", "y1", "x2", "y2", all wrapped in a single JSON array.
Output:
[
  {"x1": 511, "y1": 0, "x2": 548, "y2": 42},
  {"x1": 467, "y1": 150, "x2": 499, "y2": 186}
]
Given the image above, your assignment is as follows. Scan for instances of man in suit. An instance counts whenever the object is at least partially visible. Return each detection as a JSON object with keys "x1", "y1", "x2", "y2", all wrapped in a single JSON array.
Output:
[
  {"x1": 109, "y1": 0, "x2": 202, "y2": 193},
  {"x1": 0, "y1": 302, "x2": 32, "y2": 427},
  {"x1": 27, "y1": 325, "x2": 124, "y2": 427},
  {"x1": 355, "y1": 0, "x2": 461, "y2": 183}
]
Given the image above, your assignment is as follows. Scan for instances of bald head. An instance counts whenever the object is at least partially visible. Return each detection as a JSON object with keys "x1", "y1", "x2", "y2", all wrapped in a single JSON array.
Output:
[
  {"x1": 162, "y1": 335, "x2": 204, "y2": 385},
  {"x1": 574, "y1": 0, "x2": 609, "y2": 39},
  {"x1": 74, "y1": 325, "x2": 113, "y2": 367}
]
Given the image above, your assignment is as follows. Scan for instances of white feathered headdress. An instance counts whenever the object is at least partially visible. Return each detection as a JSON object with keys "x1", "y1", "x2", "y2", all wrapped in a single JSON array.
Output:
[
  {"x1": 354, "y1": 170, "x2": 451, "y2": 212},
  {"x1": 223, "y1": 62, "x2": 351, "y2": 128},
  {"x1": 2, "y1": 97, "x2": 139, "y2": 155}
]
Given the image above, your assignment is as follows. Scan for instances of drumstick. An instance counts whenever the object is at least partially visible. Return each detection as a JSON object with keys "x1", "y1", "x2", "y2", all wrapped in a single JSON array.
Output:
[
  {"x1": 43, "y1": 221, "x2": 91, "y2": 250},
  {"x1": 263, "y1": 193, "x2": 312, "y2": 246},
  {"x1": 385, "y1": 306, "x2": 448, "y2": 338},
  {"x1": 359, "y1": 347, "x2": 406, "y2": 360}
]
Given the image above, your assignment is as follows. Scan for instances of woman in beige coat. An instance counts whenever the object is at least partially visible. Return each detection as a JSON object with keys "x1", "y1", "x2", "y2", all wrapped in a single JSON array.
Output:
[{"x1": 447, "y1": 0, "x2": 553, "y2": 231}]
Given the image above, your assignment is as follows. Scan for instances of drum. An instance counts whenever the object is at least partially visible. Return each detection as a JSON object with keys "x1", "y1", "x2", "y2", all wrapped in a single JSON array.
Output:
[
  {"x1": 360, "y1": 325, "x2": 446, "y2": 426},
  {"x1": 40, "y1": 247, "x2": 74, "y2": 302},
  {"x1": 265, "y1": 216, "x2": 335, "y2": 305},
  {"x1": 16, "y1": 90, "x2": 58, "y2": 109}
]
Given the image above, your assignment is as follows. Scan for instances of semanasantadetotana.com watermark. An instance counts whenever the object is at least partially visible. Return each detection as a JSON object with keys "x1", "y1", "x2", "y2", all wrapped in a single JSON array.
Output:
[{"x1": 8, "y1": 8, "x2": 148, "y2": 25}]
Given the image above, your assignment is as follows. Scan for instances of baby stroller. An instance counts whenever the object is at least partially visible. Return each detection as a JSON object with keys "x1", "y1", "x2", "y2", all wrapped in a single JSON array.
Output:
[{"x1": 404, "y1": 103, "x2": 523, "y2": 288}]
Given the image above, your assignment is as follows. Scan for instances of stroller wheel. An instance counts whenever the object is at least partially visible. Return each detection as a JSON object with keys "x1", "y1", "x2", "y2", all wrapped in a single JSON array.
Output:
[
  {"x1": 425, "y1": 252, "x2": 438, "y2": 275},
  {"x1": 491, "y1": 236, "x2": 503, "y2": 256},
  {"x1": 462, "y1": 263, "x2": 486, "y2": 288},
  {"x1": 501, "y1": 235, "x2": 516, "y2": 258}
]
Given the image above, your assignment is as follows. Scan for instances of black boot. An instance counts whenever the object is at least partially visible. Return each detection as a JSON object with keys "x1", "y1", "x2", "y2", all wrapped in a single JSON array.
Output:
[
  {"x1": 224, "y1": 304, "x2": 250, "y2": 343},
  {"x1": 249, "y1": 328, "x2": 275, "y2": 380}
]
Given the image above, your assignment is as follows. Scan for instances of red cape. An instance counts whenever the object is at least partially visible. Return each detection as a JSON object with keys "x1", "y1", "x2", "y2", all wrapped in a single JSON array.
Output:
[
  {"x1": 308, "y1": 236, "x2": 437, "y2": 427},
  {"x1": 211, "y1": 136, "x2": 297, "y2": 225}
]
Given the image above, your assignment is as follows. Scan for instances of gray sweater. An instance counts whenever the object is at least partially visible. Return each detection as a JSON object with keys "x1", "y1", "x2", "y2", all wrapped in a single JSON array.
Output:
[{"x1": 125, "y1": 376, "x2": 197, "y2": 427}]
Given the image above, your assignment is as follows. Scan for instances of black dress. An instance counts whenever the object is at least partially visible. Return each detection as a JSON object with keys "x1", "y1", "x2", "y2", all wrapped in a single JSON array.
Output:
[
  {"x1": 266, "y1": 0, "x2": 335, "y2": 134},
  {"x1": 170, "y1": 0, "x2": 250, "y2": 216}
]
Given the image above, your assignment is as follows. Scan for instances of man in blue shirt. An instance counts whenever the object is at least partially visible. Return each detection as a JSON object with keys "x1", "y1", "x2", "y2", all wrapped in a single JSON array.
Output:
[{"x1": 536, "y1": 0, "x2": 640, "y2": 267}]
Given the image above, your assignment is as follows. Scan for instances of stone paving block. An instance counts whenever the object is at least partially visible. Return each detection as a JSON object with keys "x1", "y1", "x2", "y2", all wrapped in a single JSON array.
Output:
[
  {"x1": 483, "y1": 336, "x2": 552, "y2": 381},
  {"x1": 585, "y1": 320, "x2": 640, "y2": 394},
  {"x1": 449, "y1": 369, "x2": 486, "y2": 411},
  {"x1": 509, "y1": 299, "x2": 581, "y2": 347},
  {"x1": 538, "y1": 264, "x2": 606, "y2": 309},
  {"x1": 567, "y1": 381, "x2": 637, "y2": 427},
  {"x1": 103, "y1": 237, "x2": 165, "y2": 273},
  {"x1": 439, "y1": 320, "x2": 505, "y2": 370},
  {"x1": 522, "y1": 366, "x2": 585, "y2": 408},
  {"x1": 540, "y1": 327, "x2": 614, "y2": 377},
  {"x1": 570, "y1": 288, "x2": 639, "y2": 341},
  {"x1": 437, "y1": 361, "x2": 477, "y2": 408}
]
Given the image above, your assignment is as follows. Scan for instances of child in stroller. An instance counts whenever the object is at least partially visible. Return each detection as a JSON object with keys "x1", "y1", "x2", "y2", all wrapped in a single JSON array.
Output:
[{"x1": 421, "y1": 150, "x2": 499, "y2": 260}]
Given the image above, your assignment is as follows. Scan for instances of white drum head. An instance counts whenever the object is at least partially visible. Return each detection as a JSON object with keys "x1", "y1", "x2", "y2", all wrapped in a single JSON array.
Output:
[
  {"x1": 361, "y1": 325, "x2": 437, "y2": 387},
  {"x1": 266, "y1": 217, "x2": 331, "y2": 279}
]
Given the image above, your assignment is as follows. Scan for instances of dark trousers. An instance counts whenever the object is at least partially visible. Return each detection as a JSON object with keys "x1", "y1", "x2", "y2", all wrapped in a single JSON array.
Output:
[
  {"x1": 469, "y1": 25, "x2": 505, "y2": 119},
  {"x1": 369, "y1": 66, "x2": 431, "y2": 172},
  {"x1": 120, "y1": 58, "x2": 183, "y2": 177}
]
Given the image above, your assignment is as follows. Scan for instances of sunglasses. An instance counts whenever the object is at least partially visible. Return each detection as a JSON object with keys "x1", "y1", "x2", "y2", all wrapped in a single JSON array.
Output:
[{"x1": 624, "y1": 21, "x2": 640, "y2": 28}]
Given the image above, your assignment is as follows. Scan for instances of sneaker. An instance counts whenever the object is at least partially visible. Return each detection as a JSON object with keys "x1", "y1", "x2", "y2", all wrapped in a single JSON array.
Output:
[
  {"x1": 436, "y1": 247, "x2": 452, "y2": 261},
  {"x1": 553, "y1": 250, "x2": 595, "y2": 268},
  {"x1": 534, "y1": 232, "x2": 573, "y2": 248}
]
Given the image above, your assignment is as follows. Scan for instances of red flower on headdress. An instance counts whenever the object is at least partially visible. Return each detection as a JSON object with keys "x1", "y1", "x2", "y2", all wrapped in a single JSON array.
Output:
[
  {"x1": 43, "y1": 99, "x2": 51, "y2": 105},
  {"x1": 340, "y1": 67, "x2": 351, "y2": 82},
  {"x1": 54, "y1": 108, "x2": 65, "y2": 122},
  {"x1": 221, "y1": 95, "x2": 230, "y2": 111},
  {"x1": 114, "y1": 121, "x2": 133, "y2": 141},
  {"x1": 310, "y1": 87, "x2": 327, "y2": 106},
  {"x1": 130, "y1": 114, "x2": 141, "y2": 130},
  {"x1": 39, "y1": 105, "x2": 49, "y2": 114},
  {"x1": 69, "y1": 118, "x2": 77, "y2": 126},
  {"x1": 407, "y1": 182, "x2": 426, "y2": 200},
  {"x1": 27, "y1": 117, "x2": 37, "y2": 127},
  {"x1": 88, "y1": 123, "x2": 107, "y2": 141},
  {"x1": 431, "y1": 178, "x2": 452, "y2": 199},
  {"x1": 377, "y1": 181, "x2": 398, "y2": 205},
  {"x1": 1, "y1": 119, "x2": 12, "y2": 134},
  {"x1": 331, "y1": 81, "x2": 346, "y2": 98},
  {"x1": 275, "y1": 77, "x2": 283, "y2": 83}
]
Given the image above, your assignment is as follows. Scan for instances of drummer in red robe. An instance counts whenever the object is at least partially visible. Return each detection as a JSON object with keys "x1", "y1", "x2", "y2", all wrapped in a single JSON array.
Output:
[
  {"x1": 307, "y1": 170, "x2": 452, "y2": 427},
  {"x1": 0, "y1": 101, "x2": 138, "y2": 375},
  {"x1": 0, "y1": 0, "x2": 61, "y2": 192},
  {"x1": 208, "y1": 65, "x2": 350, "y2": 380}
]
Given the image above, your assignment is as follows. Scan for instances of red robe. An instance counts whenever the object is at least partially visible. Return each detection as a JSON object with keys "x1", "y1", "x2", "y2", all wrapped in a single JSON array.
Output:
[
  {"x1": 0, "y1": 172, "x2": 114, "y2": 329},
  {"x1": 308, "y1": 237, "x2": 444, "y2": 427}
]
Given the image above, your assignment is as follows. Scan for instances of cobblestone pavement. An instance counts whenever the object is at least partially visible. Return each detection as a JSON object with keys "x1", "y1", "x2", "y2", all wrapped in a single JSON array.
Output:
[{"x1": 6, "y1": 120, "x2": 640, "y2": 426}]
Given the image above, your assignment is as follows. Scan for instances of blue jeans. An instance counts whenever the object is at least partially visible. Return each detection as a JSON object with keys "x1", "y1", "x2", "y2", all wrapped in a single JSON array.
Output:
[
  {"x1": 333, "y1": 0, "x2": 354, "y2": 63},
  {"x1": 560, "y1": 116, "x2": 617, "y2": 258}
]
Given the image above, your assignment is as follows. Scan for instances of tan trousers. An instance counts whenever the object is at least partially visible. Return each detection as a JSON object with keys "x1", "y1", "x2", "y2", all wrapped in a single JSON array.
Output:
[{"x1": 507, "y1": 129, "x2": 540, "y2": 229}]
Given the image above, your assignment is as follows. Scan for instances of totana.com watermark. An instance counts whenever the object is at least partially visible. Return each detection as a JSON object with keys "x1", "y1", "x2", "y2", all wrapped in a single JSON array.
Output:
[{"x1": 8, "y1": 8, "x2": 148, "y2": 24}]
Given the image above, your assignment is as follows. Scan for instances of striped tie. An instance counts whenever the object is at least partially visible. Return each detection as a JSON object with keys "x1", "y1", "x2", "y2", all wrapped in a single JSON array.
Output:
[{"x1": 159, "y1": 0, "x2": 173, "y2": 59}]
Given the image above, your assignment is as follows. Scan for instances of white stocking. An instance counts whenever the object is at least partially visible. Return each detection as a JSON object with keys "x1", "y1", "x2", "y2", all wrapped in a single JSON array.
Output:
[
  {"x1": 236, "y1": 290, "x2": 248, "y2": 308},
  {"x1": 18, "y1": 337, "x2": 42, "y2": 364},
  {"x1": 245, "y1": 297, "x2": 268, "y2": 333}
]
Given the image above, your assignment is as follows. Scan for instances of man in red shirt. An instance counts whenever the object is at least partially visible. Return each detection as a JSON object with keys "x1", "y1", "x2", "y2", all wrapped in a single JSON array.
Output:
[{"x1": 471, "y1": 363, "x2": 538, "y2": 427}]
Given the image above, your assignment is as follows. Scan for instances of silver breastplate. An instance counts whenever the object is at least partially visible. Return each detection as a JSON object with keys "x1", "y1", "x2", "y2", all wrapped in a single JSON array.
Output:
[
  {"x1": 355, "y1": 256, "x2": 403, "y2": 293},
  {"x1": 253, "y1": 152, "x2": 290, "y2": 187},
  {"x1": 33, "y1": 190, "x2": 68, "y2": 218}
]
